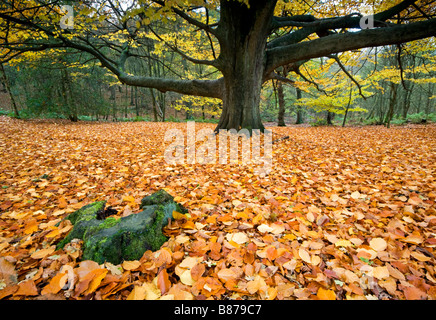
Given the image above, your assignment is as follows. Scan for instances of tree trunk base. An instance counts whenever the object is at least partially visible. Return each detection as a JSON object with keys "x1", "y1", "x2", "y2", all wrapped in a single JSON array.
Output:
[{"x1": 56, "y1": 190, "x2": 187, "y2": 264}]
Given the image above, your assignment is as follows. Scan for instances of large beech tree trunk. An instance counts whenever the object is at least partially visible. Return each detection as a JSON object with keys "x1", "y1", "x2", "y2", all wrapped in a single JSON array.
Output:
[
  {"x1": 214, "y1": 0, "x2": 277, "y2": 132},
  {"x1": 218, "y1": 69, "x2": 265, "y2": 132}
]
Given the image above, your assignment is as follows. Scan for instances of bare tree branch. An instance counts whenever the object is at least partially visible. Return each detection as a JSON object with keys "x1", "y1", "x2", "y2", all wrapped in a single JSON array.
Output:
[
  {"x1": 151, "y1": 0, "x2": 218, "y2": 36},
  {"x1": 147, "y1": 25, "x2": 218, "y2": 67},
  {"x1": 266, "y1": 72, "x2": 295, "y2": 86},
  {"x1": 327, "y1": 54, "x2": 367, "y2": 99}
]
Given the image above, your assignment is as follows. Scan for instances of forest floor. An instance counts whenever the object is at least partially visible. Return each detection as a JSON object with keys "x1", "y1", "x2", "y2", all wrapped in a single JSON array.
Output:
[{"x1": 0, "y1": 115, "x2": 435, "y2": 300}]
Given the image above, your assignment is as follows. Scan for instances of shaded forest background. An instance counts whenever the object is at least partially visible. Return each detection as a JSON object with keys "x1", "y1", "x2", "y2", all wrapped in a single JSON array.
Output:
[{"x1": 0, "y1": 42, "x2": 434, "y2": 127}]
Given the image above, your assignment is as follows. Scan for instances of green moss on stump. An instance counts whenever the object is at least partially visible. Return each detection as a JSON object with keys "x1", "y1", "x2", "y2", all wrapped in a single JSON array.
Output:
[
  {"x1": 56, "y1": 201, "x2": 106, "y2": 250},
  {"x1": 56, "y1": 190, "x2": 187, "y2": 264},
  {"x1": 140, "y1": 189, "x2": 175, "y2": 208}
]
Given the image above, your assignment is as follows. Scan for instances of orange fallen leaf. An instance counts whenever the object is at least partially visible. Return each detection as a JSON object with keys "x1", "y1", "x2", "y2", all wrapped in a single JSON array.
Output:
[
  {"x1": 190, "y1": 263, "x2": 205, "y2": 281},
  {"x1": 41, "y1": 271, "x2": 68, "y2": 295},
  {"x1": 74, "y1": 268, "x2": 106, "y2": 297},
  {"x1": 317, "y1": 287, "x2": 336, "y2": 300},
  {"x1": 122, "y1": 260, "x2": 141, "y2": 271},
  {"x1": 0, "y1": 257, "x2": 17, "y2": 286},
  {"x1": 122, "y1": 195, "x2": 136, "y2": 203},
  {"x1": 75, "y1": 260, "x2": 101, "y2": 279},
  {"x1": 403, "y1": 286, "x2": 427, "y2": 300},
  {"x1": 410, "y1": 251, "x2": 431, "y2": 262},
  {"x1": 30, "y1": 246, "x2": 55, "y2": 259},
  {"x1": 85, "y1": 268, "x2": 108, "y2": 295},
  {"x1": 127, "y1": 285, "x2": 147, "y2": 300},
  {"x1": 45, "y1": 229, "x2": 60, "y2": 239},
  {"x1": 230, "y1": 232, "x2": 249, "y2": 244},
  {"x1": 58, "y1": 197, "x2": 68, "y2": 209},
  {"x1": 153, "y1": 248, "x2": 172, "y2": 268},
  {"x1": 373, "y1": 266, "x2": 390, "y2": 280},
  {"x1": 182, "y1": 220, "x2": 195, "y2": 229},
  {"x1": 369, "y1": 238, "x2": 387, "y2": 252},
  {"x1": 217, "y1": 268, "x2": 237, "y2": 283},
  {"x1": 13, "y1": 280, "x2": 38, "y2": 296},
  {"x1": 179, "y1": 269, "x2": 195, "y2": 286},
  {"x1": 246, "y1": 275, "x2": 266, "y2": 295},
  {"x1": 298, "y1": 248, "x2": 311, "y2": 264},
  {"x1": 201, "y1": 277, "x2": 224, "y2": 297},
  {"x1": 350, "y1": 191, "x2": 361, "y2": 200},
  {"x1": 172, "y1": 210, "x2": 185, "y2": 220},
  {"x1": 0, "y1": 285, "x2": 18, "y2": 299},
  {"x1": 264, "y1": 286, "x2": 278, "y2": 300},
  {"x1": 23, "y1": 221, "x2": 38, "y2": 235},
  {"x1": 335, "y1": 239, "x2": 352, "y2": 247},
  {"x1": 252, "y1": 213, "x2": 264, "y2": 225},
  {"x1": 266, "y1": 246, "x2": 277, "y2": 261},
  {"x1": 402, "y1": 234, "x2": 423, "y2": 245},
  {"x1": 157, "y1": 269, "x2": 171, "y2": 295}
]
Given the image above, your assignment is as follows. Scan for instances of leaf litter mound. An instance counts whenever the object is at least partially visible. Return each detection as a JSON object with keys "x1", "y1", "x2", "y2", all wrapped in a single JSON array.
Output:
[{"x1": 0, "y1": 116, "x2": 435, "y2": 300}]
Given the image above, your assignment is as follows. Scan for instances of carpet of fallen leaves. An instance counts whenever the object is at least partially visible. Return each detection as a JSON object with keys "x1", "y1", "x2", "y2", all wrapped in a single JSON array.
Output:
[{"x1": 0, "y1": 115, "x2": 435, "y2": 300}]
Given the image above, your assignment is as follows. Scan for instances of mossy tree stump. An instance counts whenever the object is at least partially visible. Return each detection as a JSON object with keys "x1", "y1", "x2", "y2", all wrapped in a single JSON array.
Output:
[{"x1": 56, "y1": 190, "x2": 187, "y2": 264}]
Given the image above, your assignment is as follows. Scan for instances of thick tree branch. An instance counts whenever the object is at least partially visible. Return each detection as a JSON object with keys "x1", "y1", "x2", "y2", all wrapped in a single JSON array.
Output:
[
  {"x1": 270, "y1": 14, "x2": 316, "y2": 29},
  {"x1": 272, "y1": 13, "x2": 362, "y2": 29},
  {"x1": 268, "y1": 0, "x2": 420, "y2": 49},
  {"x1": 117, "y1": 74, "x2": 223, "y2": 99},
  {"x1": 265, "y1": 18, "x2": 436, "y2": 74}
]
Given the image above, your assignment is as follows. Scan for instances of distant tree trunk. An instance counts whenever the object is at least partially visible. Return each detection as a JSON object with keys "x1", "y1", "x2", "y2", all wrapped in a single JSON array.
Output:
[
  {"x1": 61, "y1": 68, "x2": 78, "y2": 122},
  {"x1": 130, "y1": 85, "x2": 134, "y2": 106},
  {"x1": 425, "y1": 83, "x2": 433, "y2": 120},
  {"x1": 326, "y1": 111, "x2": 334, "y2": 125},
  {"x1": 342, "y1": 86, "x2": 353, "y2": 127},
  {"x1": 385, "y1": 82, "x2": 398, "y2": 128},
  {"x1": 124, "y1": 85, "x2": 128, "y2": 118},
  {"x1": 295, "y1": 88, "x2": 303, "y2": 124},
  {"x1": 377, "y1": 81, "x2": 388, "y2": 124},
  {"x1": 109, "y1": 85, "x2": 117, "y2": 121},
  {"x1": 416, "y1": 88, "x2": 422, "y2": 114},
  {"x1": 0, "y1": 63, "x2": 19, "y2": 118},
  {"x1": 366, "y1": 105, "x2": 375, "y2": 120},
  {"x1": 135, "y1": 87, "x2": 139, "y2": 116},
  {"x1": 185, "y1": 101, "x2": 193, "y2": 120},
  {"x1": 149, "y1": 88, "x2": 158, "y2": 121},
  {"x1": 277, "y1": 81, "x2": 286, "y2": 126},
  {"x1": 160, "y1": 92, "x2": 166, "y2": 122},
  {"x1": 402, "y1": 82, "x2": 414, "y2": 119}
]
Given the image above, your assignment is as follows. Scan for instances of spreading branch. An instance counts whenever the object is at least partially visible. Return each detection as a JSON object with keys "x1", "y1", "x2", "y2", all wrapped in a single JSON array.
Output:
[
  {"x1": 268, "y1": 0, "x2": 421, "y2": 50},
  {"x1": 265, "y1": 18, "x2": 436, "y2": 74},
  {"x1": 0, "y1": 4, "x2": 223, "y2": 99},
  {"x1": 117, "y1": 74, "x2": 224, "y2": 98}
]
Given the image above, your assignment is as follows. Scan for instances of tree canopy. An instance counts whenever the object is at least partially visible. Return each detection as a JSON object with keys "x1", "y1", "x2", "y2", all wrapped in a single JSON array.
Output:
[{"x1": 0, "y1": 0, "x2": 435, "y2": 130}]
